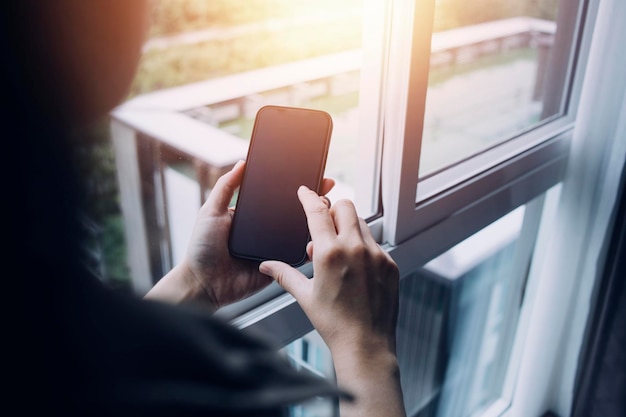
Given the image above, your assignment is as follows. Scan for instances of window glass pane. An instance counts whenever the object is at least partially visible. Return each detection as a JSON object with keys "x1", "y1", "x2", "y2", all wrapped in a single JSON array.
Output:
[
  {"x1": 273, "y1": 206, "x2": 530, "y2": 417},
  {"x1": 107, "y1": 0, "x2": 384, "y2": 288},
  {"x1": 131, "y1": 0, "x2": 372, "y2": 206},
  {"x1": 420, "y1": 0, "x2": 569, "y2": 176},
  {"x1": 397, "y1": 206, "x2": 526, "y2": 416},
  {"x1": 282, "y1": 330, "x2": 337, "y2": 417}
]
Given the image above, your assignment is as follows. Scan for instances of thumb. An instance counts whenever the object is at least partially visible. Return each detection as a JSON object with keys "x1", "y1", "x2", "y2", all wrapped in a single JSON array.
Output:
[
  {"x1": 259, "y1": 260, "x2": 309, "y2": 302},
  {"x1": 202, "y1": 160, "x2": 245, "y2": 215}
]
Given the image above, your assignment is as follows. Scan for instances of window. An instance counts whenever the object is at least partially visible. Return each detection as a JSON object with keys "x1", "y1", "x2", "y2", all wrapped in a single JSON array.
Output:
[
  {"x1": 395, "y1": 204, "x2": 534, "y2": 417},
  {"x1": 99, "y1": 0, "x2": 614, "y2": 416},
  {"x1": 283, "y1": 330, "x2": 336, "y2": 417},
  {"x1": 112, "y1": 0, "x2": 388, "y2": 286},
  {"x1": 421, "y1": 1, "x2": 563, "y2": 176},
  {"x1": 381, "y1": 0, "x2": 588, "y2": 244},
  {"x1": 129, "y1": 0, "x2": 382, "y2": 213},
  {"x1": 264, "y1": 202, "x2": 540, "y2": 417}
]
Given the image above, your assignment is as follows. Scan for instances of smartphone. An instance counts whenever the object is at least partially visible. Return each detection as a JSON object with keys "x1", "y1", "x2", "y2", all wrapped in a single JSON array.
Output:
[{"x1": 228, "y1": 105, "x2": 333, "y2": 266}]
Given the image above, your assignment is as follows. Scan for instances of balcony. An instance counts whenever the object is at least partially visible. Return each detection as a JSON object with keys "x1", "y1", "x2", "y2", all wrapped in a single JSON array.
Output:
[{"x1": 110, "y1": 16, "x2": 556, "y2": 293}]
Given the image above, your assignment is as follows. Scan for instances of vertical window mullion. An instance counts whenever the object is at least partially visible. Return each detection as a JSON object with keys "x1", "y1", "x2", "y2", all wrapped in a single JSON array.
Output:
[
  {"x1": 354, "y1": 0, "x2": 392, "y2": 218},
  {"x1": 542, "y1": 0, "x2": 588, "y2": 120},
  {"x1": 382, "y1": 0, "x2": 436, "y2": 246}
]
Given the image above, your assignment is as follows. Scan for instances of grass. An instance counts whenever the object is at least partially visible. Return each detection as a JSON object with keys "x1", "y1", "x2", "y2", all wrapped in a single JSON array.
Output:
[
  {"x1": 217, "y1": 90, "x2": 360, "y2": 141},
  {"x1": 130, "y1": 17, "x2": 362, "y2": 97},
  {"x1": 428, "y1": 47, "x2": 537, "y2": 86}
]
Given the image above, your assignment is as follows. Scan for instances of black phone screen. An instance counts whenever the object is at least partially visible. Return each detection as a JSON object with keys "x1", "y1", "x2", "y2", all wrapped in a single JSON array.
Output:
[{"x1": 228, "y1": 105, "x2": 333, "y2": 266}]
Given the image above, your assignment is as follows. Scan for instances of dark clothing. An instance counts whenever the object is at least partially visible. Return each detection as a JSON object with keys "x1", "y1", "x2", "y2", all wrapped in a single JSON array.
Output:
[
  {"x1": 2, "y1": 6, "x2": 341, "y2": 415},
  {"x1": 32, "y1": 264, "x2": 341, "y2": 417}
]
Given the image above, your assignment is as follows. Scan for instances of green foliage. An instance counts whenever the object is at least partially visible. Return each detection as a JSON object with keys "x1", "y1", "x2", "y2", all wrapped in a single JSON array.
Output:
[
  {"x1": 101, "y1": 214, "x2": 131, "y2": 285},
  {"x1": 131, "y1": 15, "x2": 362, "y2": 96},
  {"x1": 148, "y1": 0, "x2": 363, "y2": 36},
  {"x1": 72, "y1": 119, "x2": 121, "y2": 220},
  {"x1": 133, "y1": 0, "x2": 559, "y2": 97},
  {"x1": 72, "y1": 118, "x2": 131, "y2": 288}
]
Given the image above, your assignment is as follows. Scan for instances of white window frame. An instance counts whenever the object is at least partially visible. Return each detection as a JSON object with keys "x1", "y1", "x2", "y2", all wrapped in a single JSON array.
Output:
[
  {"x1": 226, "y1": 0, "x2": 597, "y2": 336},
  {"x1": 382, "y1": 0, "x2": 591, "y2": 246}
]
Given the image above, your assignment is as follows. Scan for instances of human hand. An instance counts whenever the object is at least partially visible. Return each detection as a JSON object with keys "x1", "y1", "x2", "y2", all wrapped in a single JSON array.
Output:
[
  {"x1": 259, "y1": 187, "x2": 404, "y2": 416},
  {"x1": 259, "y1": 186, "x2": 400, "y2": 358},
  {"x1": 183, "y1": 161, "x2": 335, "y2": 310}
]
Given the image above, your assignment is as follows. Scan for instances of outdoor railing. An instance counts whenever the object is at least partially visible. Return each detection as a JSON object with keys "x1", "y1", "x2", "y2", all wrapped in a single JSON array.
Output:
[{"x1": 110, "y1": 16, "x2": 556, "y2": 292}]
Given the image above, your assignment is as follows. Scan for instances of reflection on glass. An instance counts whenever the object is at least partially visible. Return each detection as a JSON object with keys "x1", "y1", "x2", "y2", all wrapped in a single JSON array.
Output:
[
  {"x1": 420, "y1": 0, "x2": 562, "y2": 176},
  {"x1": 279, "y1": 206, "x2": 528, "y2": 417},
  {"x1": 283, "y1": 330, "x2": 337, "y2": 417},
  {"x1": 397, "y1": 206, "x2": 526, "y2": 417}
]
